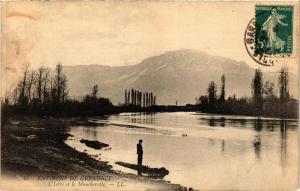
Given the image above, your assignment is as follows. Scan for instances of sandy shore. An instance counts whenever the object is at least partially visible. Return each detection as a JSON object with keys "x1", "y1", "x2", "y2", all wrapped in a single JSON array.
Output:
[{"x1": 1, "y1": 116, "x2": 190, "y2": 191}]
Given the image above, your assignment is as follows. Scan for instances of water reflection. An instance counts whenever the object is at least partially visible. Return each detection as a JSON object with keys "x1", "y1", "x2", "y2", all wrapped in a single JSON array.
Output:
[
  {"x1": 69, "y1": 112, "x2": 298, "y2": 190},
  {"x1": 124, "y1": 112, "x2": 157, "y2": 125},
  {"x1": 254, "y1": 118, "x2": 263, "y2": 132},
  {"x1": 198, "y1": 114, "x2": 297, "y2": 132},
  {"x1": 221, "y1": 139, "x2": 225, "y2": 152},
  {"x1": 81, "y1": 126, "x2": 98, "y2": 139},
  {"x1": 195, "y1": 114, "x2": 295, "y2": 167},
  {"x1": 253, "y1": 135, "x2": 261, "y2": 160},
  {"x1": 280, "y1": 120, "x2": 287, "y2": 167}
]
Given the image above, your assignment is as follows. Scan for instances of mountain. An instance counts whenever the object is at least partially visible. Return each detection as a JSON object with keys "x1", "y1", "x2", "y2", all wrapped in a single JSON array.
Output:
[{"x1": 63, "y1": 49, "x2": 297, "y2": 105}]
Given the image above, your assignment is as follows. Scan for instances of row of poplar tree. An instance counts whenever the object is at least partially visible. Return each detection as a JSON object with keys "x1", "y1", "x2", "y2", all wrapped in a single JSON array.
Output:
[
  {"x1": 197, "y1": 67, "x2": 292, "y2": 117},
  {"x1": 124, "y1": 89, "x2": 156, "y2": 107}
]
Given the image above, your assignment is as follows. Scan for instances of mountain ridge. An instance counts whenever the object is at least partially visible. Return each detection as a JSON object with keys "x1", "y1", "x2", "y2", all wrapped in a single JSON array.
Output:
[{"x1": 63, "y1": 49, "x2": 297, "y2": 105}]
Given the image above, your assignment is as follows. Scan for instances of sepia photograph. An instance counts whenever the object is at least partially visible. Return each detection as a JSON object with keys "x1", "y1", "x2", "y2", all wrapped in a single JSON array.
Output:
[{"x1": 1, "y1": 1, "x2": 299, "y2": 191}]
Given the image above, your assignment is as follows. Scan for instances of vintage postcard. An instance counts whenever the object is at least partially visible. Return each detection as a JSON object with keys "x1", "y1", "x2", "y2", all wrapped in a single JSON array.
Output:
[{"x1": 1, "y1": 1, "x2": 299, "y2": 191}]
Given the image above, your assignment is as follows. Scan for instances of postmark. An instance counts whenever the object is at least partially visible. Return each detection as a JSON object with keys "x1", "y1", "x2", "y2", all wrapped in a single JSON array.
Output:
[{"x1": 244, "y1": 5, "x2": 293, "y2": 66}]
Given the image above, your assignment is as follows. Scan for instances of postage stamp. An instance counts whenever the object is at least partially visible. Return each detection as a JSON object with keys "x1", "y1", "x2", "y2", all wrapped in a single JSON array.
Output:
[
  {"x1": 244, "y1": 5, "x2": 294, "y2": 66},
  {"x1": 255, "y1": 5, "x2": 293, "y2": 55}
]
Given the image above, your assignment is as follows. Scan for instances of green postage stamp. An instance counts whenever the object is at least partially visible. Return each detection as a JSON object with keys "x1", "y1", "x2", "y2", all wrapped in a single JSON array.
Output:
[{"x1": 255, "y1": 5, "x2": 293, "y2": 55}]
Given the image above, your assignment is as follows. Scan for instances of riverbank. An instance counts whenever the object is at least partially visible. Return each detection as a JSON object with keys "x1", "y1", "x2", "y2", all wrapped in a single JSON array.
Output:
[{"x1": 1, "y1": 116, "x2": 189, "y2": 191}]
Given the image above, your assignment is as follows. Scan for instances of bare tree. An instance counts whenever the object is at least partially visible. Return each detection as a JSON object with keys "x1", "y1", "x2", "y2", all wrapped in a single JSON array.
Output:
[
  {"x1": 26, "y1": 70, "x2": 35, "y2": 103},
  {"x1": 42, "y1": 68, "x2": 50, "y2": 103},
  {"x1": 17, "y1": 66, "x2": 29, "y2": 105},
  {"x1": 61, "y1": 74, "x2": 68, "y2": 102},
  {"x1": 36, "y1": 67, "x2": 45, "y2": 103},
  {"x1": 53, "y1": 64, "x2": 68, "y2": 103}
]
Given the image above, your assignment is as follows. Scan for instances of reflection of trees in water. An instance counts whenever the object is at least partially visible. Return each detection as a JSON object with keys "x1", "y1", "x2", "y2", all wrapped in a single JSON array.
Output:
[
  {"x1": 239, "y1": 119, "x2": 246, "y2": 127},
  {"x1": 253, "y1": 135, "x2": 261, "y2": 160},
  {"x1": 254, "y1": 118, "x2": 263, "y2": 131},
  {"x1": 226, "y1": 118, "x2": 248, "y2": 128},
  {"x1": 264, "y1": 120, "x2": 275, "y2": 131},
  {"x1": 208, "y1": 117, "x2": 225, "y2": 127},
  {"x1": 124, "y1": 113, "x2": 156, "y2": 125},
  {"x1": 280, "y1": 120, "x2": 287, "y2": 167},
  {"x1": 86, "y1": 126, "x2": 97, "y2": 139},
  {"x1": 219, "y1": 117, "x2": 225, "y2": 127},
  {"x1": 221, "y1": 139, "x2": 225, "y2": 152},
  {"x1": 251, "y1": 119, "x2": 289, "y2": 166},
  {"x1": 201, "y1": 117, "x2": 252, "y2": 128},
  {"x1": 80, "y1": 126, "x2": 97, "y2": 140},
  {"x1": 209, "y1": 118, "x2": 215, "y2": 127},
  {"x1": 254, "y1": 143, "x2": 261, "y2": 159}
]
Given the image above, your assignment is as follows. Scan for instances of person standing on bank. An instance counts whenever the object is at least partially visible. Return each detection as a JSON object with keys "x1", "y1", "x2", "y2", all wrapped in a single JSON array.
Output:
[{"x1": 137, "y1": 139, "x2": 143, "y2": 166}]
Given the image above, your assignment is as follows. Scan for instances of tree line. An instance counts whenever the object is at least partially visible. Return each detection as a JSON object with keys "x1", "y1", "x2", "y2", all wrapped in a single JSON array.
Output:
[
  {"x1": 124, "y1": 89, "x2": 156, "y2": 108},
  {"x1": 11, "y1": 64, "x2": 68, "y2": 106},
  {"x1": 2, "y1": 63, "x2": 296, "y2": 118},
  {"x1": 196, "y1": 67, "x2": 297, "y2": 118},
  {"x1": 3, "y1": 64, "x2": 115, "y2": 117}
]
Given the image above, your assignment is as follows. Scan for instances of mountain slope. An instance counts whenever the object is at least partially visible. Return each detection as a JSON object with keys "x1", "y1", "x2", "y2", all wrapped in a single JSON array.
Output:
[{"x1": 64, "y1": 49, "x2": 297, "y2": 105}]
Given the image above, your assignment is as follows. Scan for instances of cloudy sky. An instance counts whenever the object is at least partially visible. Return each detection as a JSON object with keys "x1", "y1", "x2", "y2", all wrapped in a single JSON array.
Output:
[{"x1": 2, "y1": 1, "x2": 298, "y2": 92}]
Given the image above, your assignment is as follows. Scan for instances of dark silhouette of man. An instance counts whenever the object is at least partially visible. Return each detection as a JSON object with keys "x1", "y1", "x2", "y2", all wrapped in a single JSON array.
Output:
[{"x1": 137, "y1": 139, "x2": 143, "y2": 166}]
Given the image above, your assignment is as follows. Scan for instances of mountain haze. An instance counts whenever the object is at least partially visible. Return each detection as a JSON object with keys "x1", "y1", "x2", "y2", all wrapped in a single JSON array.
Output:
[{"x1": 64, "y1": 49, "x2": 297, "y2": 105}]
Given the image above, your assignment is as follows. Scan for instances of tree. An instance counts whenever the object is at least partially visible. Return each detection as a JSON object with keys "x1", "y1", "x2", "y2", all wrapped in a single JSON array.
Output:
[
  {"x1": 220, "y1": 74, "x2": 226, "y2": 102},
  {"x1": 150, "y1": 92, "x2": 153, "y2": 107},
  {"x1": 26, "y1": 70, "x2": 35, "y2": 103},
  {"x1": 92, "y1": 85, "x2": 99, "y2": 98},
  {"x1": 278, "y1": 67, "x2": 289, "y2": 117},
  {"x1": 138, "y1": 91, "x2": 140, "y2": 106},
  {"x1": 134, "y1": 90, "x2": 137, "y2": 106},
  {"x1": 278, "y1": 67, "x2": 289, "y2": 103},
  {"x1": 42, "y1": 68, "x2": 50, "y2": 103},
  {"x1": 53, "y1": 64, "x2": 68, "y2": 103},
  {"x1": 143, "y1": 93, "x2": 145, "y2": 107},
  {"x1": 252, "y1": 69, "x2": 263, "y2": 116},
  {"x1": 17, "y1": 66, "x2": 28, "y2": 105},
  {"x1": 36, "y1": 66, "x2": 45, "y2": 103},
  {"x1": 207, "y1": 81, "x2": 217, "y2": 106},
  {"x1": 139, "y1": 91, "x2": 142, "y2": 107},
  {"x1": 125, "y1": 89, "x2": 128, "y2": 106},
  {"x1": 128, "y1": 90, "x2": 131, "y2": 105},
  {"x1": 146, "y1": 92, "x2": 149, "y2": 107},
  {"x1": 61, "y1": 74, "x2": 68, "y2": 102},
  {"x1": 199, "y1": 95, "x2": 209, "y2": 105},
  {"x1": 131, "y1": 89, "x2": 134, "y2": 105}
]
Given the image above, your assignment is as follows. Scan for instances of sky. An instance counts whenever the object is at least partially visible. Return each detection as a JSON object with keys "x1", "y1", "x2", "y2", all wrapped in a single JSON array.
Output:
[{"x1": 1, "y1": 1, "x2": 299, "y2": 94}]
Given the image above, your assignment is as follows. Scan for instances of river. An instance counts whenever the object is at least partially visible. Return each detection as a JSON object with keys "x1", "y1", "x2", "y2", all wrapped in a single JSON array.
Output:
[{"x1": 65, "y1": 112, "x2": 298, "y2": 190}]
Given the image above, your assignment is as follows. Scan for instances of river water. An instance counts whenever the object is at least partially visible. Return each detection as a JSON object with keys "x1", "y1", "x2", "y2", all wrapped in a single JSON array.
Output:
[{"x1": 65, "y1": 112, "x2": 298, "y2": 190}]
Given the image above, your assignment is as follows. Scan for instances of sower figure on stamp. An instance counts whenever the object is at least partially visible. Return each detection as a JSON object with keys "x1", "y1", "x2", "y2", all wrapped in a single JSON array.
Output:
[
  {"x1": 262, "y1": 8, "x2": 288, "y2": 52},
  {"x1": 136, "y1": 139, "x2": 143, "y2": 175}
]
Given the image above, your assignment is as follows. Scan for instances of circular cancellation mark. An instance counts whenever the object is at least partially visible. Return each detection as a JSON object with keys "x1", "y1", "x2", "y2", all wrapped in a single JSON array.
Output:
[{"x1": 244, "y1": 18, "x2": 291, "y2": 67}]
